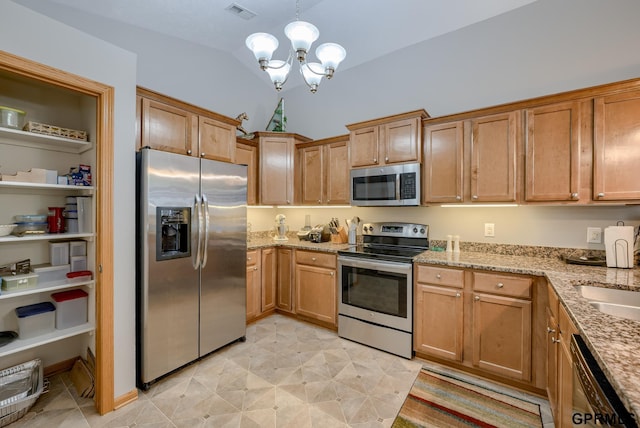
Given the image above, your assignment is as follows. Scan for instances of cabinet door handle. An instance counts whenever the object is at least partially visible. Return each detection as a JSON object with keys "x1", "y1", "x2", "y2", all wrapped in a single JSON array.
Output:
[
  {"x1": 312, "y1": 257, "x2": 316, "y2": 261},
  {"x1": 436, "y1": 274, "x2": 441, "y2": 279},
  {"x1": 330, "y1": 272, "x2": 334, "y2": 276},
  {"x1": 472, "y1": 195, "x2": 478, "y2": 200},
  {"x1": 201, "y1": 152, "x2": 205, "y2": 158},
  {"x1": 474, "y1": 296, "x2": 480, "y2": 301},
  {"x1": 551, "y1": 338, "x2": 559, "y2": 344},
  {"x1": 286, "y1": 200, "x2": 290, "y2": 204},
  {"x1": 597, "y1": 193, "x2": 605, "y2": 198},
  {"x1": 456, "y1": 195, "x2": 462, "y2": 201},
  {"x1": 247, "y1": 256, "x2": 251, "y2": 261},
  {"x1": 547, "y1": 327, "x2": 556, "y2": 334},
  {"x1": 373, "y1": 158, "x2": 377, "y2": 163},
  {"x1": 496, "y1": 282, "x2": 504, "y2": 288},
  {"x1": 571, "y1": 192, "x2": 578, "y2": 199},
  {"x1": 253, "y1": 267, "x2": 258, "y2": 271},
  {"x1": 455, "y1": 293, "x2": 461, "y2": 298},
  {"x1": 187, "y1": 149, "x2": 192, "y2": 155},
  {"x1": 318, "y1": 200, "x2": 321, "y2": 203},
  {"x1": 385, "y1": 157, "x2": 389, "y2": 162}
]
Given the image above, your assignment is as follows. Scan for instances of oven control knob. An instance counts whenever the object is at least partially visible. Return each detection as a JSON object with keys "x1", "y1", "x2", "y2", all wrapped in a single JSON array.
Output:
[
  {"x1": 420, "y1": 228, "x2": 425, "y2": 234},
  {"x1": 413, "y1": 227, "x2": 418, "y2": 233},
  {"x1": 370, "y1": 312, "x2": 375, "y2": 318}
]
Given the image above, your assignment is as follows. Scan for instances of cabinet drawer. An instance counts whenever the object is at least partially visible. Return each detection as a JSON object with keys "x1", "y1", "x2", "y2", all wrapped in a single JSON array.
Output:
[
  {"x1": 472, "y1": 272, "x2": 532, "y2": 298},
  {"x1": 295, "y1": 250, "x2": 336, "y2": 269},
  {"x1": 416, "y1": 265, "x2": 464, "y2": 288},
  {"x1": 246, "y1": 250, "x2": 259, "y2": 267}
]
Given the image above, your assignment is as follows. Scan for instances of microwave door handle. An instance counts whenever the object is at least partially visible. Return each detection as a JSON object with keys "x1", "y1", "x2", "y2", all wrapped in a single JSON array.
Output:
[
  {"x1": 201, "y1": 194, "x2": 210, "y2": 268},
  {"x1": 396, "y1": 174, "x2": 401, "y2": 202},
  {"x1": 192, "y1": 194, "x2": 202, "y2": 269}
]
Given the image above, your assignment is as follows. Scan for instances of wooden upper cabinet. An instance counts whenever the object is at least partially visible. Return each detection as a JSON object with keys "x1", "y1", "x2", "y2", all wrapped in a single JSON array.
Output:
[
  {"x1": 137, "y1": 87, "x2": 239, "y2": 161},
  {"x1": 593, "y1": 90, "x2": 640, "y2": 201},
  {"x1": 470, "y1": 111, "x2": 519, "y2": 202},
  {"x1": 256, "y1": 132, "x2": 311, "y2": 205},
  {"x1": 300, "y1": 145, "x2": 324, "y2": 204},
  {"x1": 235, "y1": 139, "x2": 258, "y2": 205},
  {"x1": 141, "y1": 97, "x2": 197, "y2": 155},
  {"x1": 423, "y1": 121, "x2": 464, "y2": 203},
  {"x1": 347, "y1": 110, "x2": 429, "y2": 168},
  {"x1": 199, "y1": 116, "x2": 236, "y2": 162},
  {"x1": 298, "y1": 135, "x2": 349, "y2": 205},
  {"x1": 525, "y1": 101, "x2": 581, "y2": 202},
  {"x1": 325, "y1": 139, "x2": 349, "y2": 204}
]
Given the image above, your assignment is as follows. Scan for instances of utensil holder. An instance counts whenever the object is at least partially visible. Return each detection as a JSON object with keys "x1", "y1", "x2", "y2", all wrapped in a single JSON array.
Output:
[{"x1": 331, "y1": 226, "x2": 349, "y2": 244}]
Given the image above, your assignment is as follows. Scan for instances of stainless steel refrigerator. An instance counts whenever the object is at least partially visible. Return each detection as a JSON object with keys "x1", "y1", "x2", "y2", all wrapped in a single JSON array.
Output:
[{"x1": 136, "y1": 147, "x2": 247, "y2": 389}]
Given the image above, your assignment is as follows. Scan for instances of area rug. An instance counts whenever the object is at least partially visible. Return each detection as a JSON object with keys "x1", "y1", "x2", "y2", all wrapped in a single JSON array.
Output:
[{"x1": 392, "y1": 367, "x2": 542, "y2": 428}]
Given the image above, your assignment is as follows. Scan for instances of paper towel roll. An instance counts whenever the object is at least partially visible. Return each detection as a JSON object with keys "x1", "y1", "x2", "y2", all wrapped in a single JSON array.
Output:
[{"x1": 604, "y1": 226, "x2": 634, "y2": 268}]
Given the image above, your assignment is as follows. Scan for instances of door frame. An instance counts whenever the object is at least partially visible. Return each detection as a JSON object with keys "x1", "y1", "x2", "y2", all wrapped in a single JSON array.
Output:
[{"x1": 0, "y1": 50, "x2": 115, "y2": 414}]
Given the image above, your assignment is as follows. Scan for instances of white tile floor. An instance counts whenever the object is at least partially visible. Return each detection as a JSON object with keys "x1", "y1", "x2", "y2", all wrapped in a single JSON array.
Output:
[{"x1": 8, "y1": 314, "x2": 553, "y2": 427}]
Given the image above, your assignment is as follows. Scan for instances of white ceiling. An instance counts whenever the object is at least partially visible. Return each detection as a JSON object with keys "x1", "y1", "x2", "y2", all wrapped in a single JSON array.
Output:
[{"x1": 21, "y1": 0, "x2": 538, "y2": 75}]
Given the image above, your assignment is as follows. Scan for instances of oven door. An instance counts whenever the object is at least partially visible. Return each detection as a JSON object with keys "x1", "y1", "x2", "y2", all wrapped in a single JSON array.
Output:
[{"x1": 338, "y1": 256, "x2": 412, "y2": 332}]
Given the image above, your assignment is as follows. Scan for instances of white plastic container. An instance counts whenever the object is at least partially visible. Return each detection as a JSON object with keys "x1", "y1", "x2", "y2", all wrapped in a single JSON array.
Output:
[
  {"x1": 70, "y1": 255, "x2": 87, "y2": 272},
  {"x1": 50, "y1": 242, "x2": 69, "y2": 265},
  {"x1": 1, "y1": 273, "x2": 38, "y2": 292},
  {"x1": 15, "y1": 302, "x2": 55, "y2": 339},
  {"x1": 0, "y1": 106, "x2": 26, "y2": 129},
  {"x1": 51, "y1": 289, "x2": 88, "y2": 329},
  {"x1": 69, "y1": 241, "x2": 86, "y2": 257},
  {"x1": 31, "y1": 264, "x2": 70, "y2": 284}
]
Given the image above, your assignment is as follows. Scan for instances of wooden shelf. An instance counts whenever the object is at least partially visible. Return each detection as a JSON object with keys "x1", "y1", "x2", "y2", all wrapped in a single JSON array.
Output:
[
  {"x1": 0, "y1": 323, "x2": 95, "y2": 358},
  {"x1": 0, "y1": 126, "x2": 92, "y2": 154},
  {"x1": 0, "y1": 280, "x2": 94, "y2": 300},
  {"x1": 0, "y1": 232, "x2": 93, "y2": 244}
]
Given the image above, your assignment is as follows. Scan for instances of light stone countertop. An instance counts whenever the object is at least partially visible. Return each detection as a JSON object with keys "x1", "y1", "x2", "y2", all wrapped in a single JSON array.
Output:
[{"x1": 246, "y1": 237, "x2": 640, "y2": 416}]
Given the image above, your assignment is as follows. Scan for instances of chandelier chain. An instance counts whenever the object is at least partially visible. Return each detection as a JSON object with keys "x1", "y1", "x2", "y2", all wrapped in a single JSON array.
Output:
[{"x1": 295, "y1": 0, "x2": 300, "y2": 20}]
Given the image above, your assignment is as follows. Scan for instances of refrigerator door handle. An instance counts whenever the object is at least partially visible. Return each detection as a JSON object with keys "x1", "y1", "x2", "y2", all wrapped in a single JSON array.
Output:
[
  {"x1": 193, "y1": 194, "x2": 202, "y2": 270},
  {"x1": 201, "y1": 194, "x2": 210, "y2": 268}
]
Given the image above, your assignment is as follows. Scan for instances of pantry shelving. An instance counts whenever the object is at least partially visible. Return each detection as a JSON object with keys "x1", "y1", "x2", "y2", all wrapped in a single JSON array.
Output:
[
  {"x1": 0, "y1": 322, "x2": 95, "y2": 358},
  {"x1": 0, "y1": 125, "x2": 92, "y2": 153},
  {"x1": 0, "y1": 279, "x2": 94, "y2": 300}
]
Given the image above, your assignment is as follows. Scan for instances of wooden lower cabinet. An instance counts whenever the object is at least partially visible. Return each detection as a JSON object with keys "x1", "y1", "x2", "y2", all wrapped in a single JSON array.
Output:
[
  {"x1": 261, "y1": 248, "x2": 276, "y2": 312},
  {"x1": 414, "y1": 283, "x2": 464, "y2": 361},
  {"x1": 246, "y1": 250, "x2": 261, "y2": 322},
  {"x1": 414, "y1": 264, "x2": 545, "y2": 392},
  {"x1": 472, "y1": 292, "x2": 532, "y2": 381},
  {"x1": 245, "y1": 248, "x2": 276, "y2": 323},
  {"x1": 295, "y1": 250, "x2": 337, "y2": 326},
  {"x1": 276, "y1": 248, "x2": 294, "y2": 313}
]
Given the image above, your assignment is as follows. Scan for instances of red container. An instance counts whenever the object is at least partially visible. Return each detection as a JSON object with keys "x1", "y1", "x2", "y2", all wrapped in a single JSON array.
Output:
[{"x1": 47, "y1": 207, "x2": 65, "y2": 233}]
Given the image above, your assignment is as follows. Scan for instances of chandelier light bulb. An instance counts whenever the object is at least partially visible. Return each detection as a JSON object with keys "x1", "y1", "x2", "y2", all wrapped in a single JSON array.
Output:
[
  {"x1": 284, "y1": 21, "x2": 319, "y2": 60},
  {"x1": 265, "y1": 60, "x2": 291, "y2": 91},
  {"x1": 301, "y1": 62, "x2": 324, "y2": 93},
  {"x1": 245, "y1": 33, "x2": 279, "y2": 68},
  {"x1": 315, "y1": 43, "x2": 346, "y2": 78}
]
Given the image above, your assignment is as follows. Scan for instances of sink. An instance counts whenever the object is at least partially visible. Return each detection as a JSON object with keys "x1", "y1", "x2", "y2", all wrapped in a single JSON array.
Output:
[
  {"x1": 589, "y1": 301, "x2": 640, "y2": 321},
  {"x1": 575, "y1": 285, "x2": 640, "y2": 321}
]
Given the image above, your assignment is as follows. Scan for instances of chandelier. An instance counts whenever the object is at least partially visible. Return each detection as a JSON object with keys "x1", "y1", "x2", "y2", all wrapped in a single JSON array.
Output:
[{"x1": 245, "y1": 0, "x2": 346, "y2": 93}]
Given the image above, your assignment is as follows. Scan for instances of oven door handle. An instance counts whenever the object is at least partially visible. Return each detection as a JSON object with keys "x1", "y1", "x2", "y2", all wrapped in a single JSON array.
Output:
[{"x1": 338, "y1": 256, "x2": 412, "y2": 275}]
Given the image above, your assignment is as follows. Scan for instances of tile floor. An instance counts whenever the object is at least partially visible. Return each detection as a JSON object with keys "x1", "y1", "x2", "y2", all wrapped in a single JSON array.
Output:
[{"x1": 8, "y1": 314, "x2": 553, "y2": 427}]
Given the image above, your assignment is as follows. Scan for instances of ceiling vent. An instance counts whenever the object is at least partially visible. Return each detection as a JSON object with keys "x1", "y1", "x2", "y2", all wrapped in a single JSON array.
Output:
[{"x1": 225, "y1": 3, "x2": 257, "y2": 20}]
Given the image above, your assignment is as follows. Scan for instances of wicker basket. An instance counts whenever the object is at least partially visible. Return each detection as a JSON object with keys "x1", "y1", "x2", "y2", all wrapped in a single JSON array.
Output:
[
  {"x1": 0, "y1": 359, "x2": 44, "y2": 427},
  {"x1": 23, "y1": 121, "x2": 87, "y2": 141}
]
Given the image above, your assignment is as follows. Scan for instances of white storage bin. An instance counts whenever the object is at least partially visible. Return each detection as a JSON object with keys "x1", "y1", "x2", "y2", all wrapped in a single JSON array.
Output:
[
  {"x1": 69, "y1": 241, "x2": 86, "y2": 257},
  {"x1": 31, "y1": 264, "x2": 70, "y2": 284},
  {"x1": 15, "y1": 302, "x2": 55, "y2": 339},
  {"x1": 50, "y1": 242, "x2": 69, "y2": 266},
  {"x1": 70, "y1": 255, "x2": 87, "y2": 272},
  {"x1": 51, "y1": 289, "x2": 88, "y2": 329}
]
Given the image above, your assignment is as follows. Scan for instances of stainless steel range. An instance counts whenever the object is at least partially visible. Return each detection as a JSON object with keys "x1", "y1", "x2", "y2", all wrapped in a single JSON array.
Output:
[{"x1": 337, "y1": 222, "x2": 429, "y2": 359}]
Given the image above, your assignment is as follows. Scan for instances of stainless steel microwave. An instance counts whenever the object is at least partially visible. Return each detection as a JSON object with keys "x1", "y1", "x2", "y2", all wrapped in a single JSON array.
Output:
[{"x1": 350, "y1": 163, "x2": 420, "y2": 206}]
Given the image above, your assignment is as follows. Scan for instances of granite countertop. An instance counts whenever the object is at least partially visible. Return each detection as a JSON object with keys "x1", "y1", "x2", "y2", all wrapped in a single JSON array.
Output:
[
  {"x1": 414, "y1": 250, "x2": 640, "y2": 417},
  {"x1": 246, "y1": 236, "x2": 640, "y2": 415}
]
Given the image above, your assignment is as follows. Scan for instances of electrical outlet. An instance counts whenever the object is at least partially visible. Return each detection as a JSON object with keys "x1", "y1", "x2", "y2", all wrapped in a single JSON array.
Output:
[
  {"x1": 587, "y1": 227, "x2": 602, "y2": 244},
  {"x1": 484, "y1": 223, "x2": 495, "y2": 237}
]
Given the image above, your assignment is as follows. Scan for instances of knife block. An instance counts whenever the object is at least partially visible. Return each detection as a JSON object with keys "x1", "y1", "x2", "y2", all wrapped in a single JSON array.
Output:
[{"x1": 331, "y1": 226, "x2": 348, "y2": 244}]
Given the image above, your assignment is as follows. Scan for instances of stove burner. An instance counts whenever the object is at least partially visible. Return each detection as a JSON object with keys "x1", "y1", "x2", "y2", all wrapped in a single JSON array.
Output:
[{"x1": 337, "y1": 222, "x2": 429, "y2": 263}]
